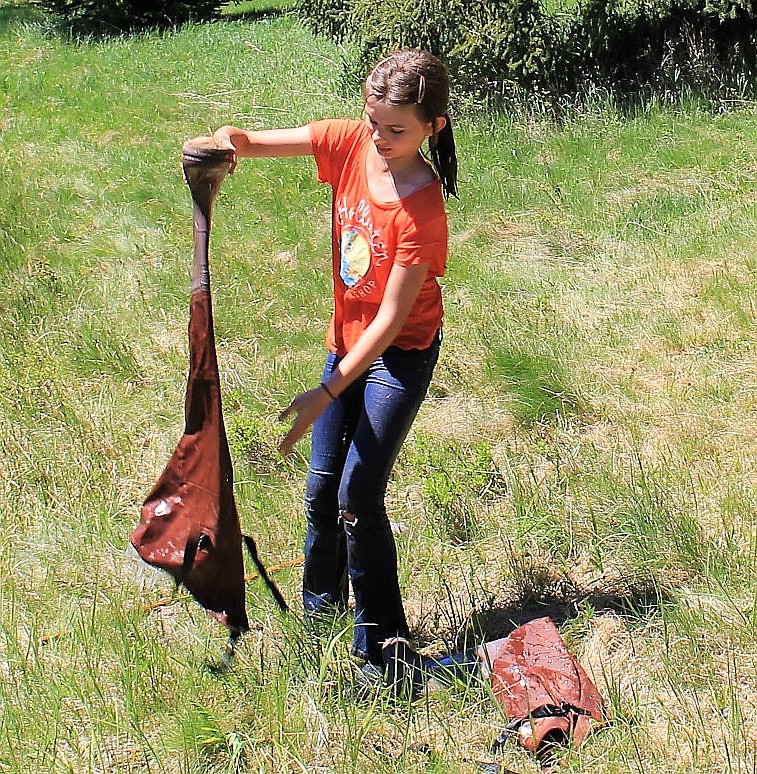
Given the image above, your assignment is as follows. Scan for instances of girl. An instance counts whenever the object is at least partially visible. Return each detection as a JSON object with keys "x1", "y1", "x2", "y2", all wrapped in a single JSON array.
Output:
[{"x1": 212, "y1": 48, "x2": 458, "y2": 697}]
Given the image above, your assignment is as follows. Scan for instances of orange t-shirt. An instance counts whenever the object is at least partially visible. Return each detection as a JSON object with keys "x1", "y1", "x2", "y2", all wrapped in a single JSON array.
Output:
[{"x1": 309, "y1": 119, "x2": 447, "y2": 355}]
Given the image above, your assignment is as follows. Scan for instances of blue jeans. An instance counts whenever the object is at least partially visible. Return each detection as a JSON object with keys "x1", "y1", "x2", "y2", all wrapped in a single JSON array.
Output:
[{"x1": 302, "y1": 333, "x2": 441, "y2": 665}]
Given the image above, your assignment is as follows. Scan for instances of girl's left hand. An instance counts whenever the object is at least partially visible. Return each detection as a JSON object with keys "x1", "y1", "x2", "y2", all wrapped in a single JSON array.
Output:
[{"x1": 278, "y1": 387, "x2": 332, "y2": 456}]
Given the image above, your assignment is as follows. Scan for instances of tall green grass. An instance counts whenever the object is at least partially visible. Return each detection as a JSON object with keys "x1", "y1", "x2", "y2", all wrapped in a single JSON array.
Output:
[{"x1": 1, "y1": 1, "x2": 756, "y2": 771}]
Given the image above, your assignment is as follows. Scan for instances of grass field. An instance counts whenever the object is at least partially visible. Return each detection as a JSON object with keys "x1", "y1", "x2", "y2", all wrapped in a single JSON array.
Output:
[{"x1": 1, "y1": 1, "x2": 756, "y2": 772}]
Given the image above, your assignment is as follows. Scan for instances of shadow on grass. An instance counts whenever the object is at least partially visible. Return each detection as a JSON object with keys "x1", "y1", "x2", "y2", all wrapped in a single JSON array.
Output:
[
  {"x1": 0, "y1": 3, "x2": 46, "y2": 32},
  {"x1": 0, "y1": 2, "x2": 289, "y2": 39},
  {"x1": 222, "y1": 4, "x2": 290, "y2": 23},
  {"x1": 468, "y1": 575, "x2": 674, "y2": 646},
  {"x1": 411, "y1": 566, "x2": 675, "y2": 655}
]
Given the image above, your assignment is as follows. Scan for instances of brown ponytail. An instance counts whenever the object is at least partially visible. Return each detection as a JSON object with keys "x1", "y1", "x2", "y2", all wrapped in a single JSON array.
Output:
[{"x1": 429, "y1": 113, "x2": 458, "y2": 199}]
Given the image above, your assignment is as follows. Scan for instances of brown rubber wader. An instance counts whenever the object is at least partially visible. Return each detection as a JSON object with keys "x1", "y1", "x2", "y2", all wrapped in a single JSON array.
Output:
[
  {"x1": 479, "y1": 616, "x2": 605, "y2": 757},
  {"x1": 131, "y1": 138, "x2": 287, "y2": 644}
]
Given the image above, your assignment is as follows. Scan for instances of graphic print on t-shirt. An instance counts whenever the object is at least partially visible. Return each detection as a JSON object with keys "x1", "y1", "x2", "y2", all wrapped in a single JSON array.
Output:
[{"x1": 339, "y1": 227, "x2": 371, "y2": 287}]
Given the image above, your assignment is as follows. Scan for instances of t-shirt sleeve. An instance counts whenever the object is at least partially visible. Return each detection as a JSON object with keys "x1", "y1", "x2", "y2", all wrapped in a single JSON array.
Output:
[{"x1": 309, "y1": 119, "x2": 360, "y2": 187}]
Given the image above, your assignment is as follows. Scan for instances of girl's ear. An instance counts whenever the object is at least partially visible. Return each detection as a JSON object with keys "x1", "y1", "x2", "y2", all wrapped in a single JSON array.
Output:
[{"x1": 425, "y1": 115, "x2": 447, "y2": 140}]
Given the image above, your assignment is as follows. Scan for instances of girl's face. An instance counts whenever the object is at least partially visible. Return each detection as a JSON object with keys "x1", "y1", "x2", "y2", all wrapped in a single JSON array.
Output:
[{"x1": 363, "y1": 97, "x2": 434, "y2": 163}]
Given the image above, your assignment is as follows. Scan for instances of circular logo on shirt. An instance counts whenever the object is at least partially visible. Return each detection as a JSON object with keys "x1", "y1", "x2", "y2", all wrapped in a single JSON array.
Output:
[{"x1": 340, "y1": 227, "x2": 371, "y2": 287}]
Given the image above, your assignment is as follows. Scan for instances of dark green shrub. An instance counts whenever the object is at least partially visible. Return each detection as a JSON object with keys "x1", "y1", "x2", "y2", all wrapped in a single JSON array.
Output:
[
  {"x1": 299, "y1": 0, "x2": 474, "y2": 99},
  {"x1": 295, "y1": 0, "x2": 757, "y2": 104},
  {"x1": 295, "y1": 0, "x2": 351, "y2": 41},
  {"x1": 572, "y1": 0, "x2": 757, "y2": 98},
  {"x1": 345, "y1": 0, "x2": 471, "y2": 66},
  {"x1": 35, "y1": 0, "x2": 225, "y2": 36},
  {"x1": 295, "y1": 0, "x2": 574, "y2": 103},
  {"x1": 449, "y1": 0, "x2": 571, "y2": 102},
  {"x1": 571, "y1": 0, "x2": 653, "y2": 90},
  {"x1": 670, "y1": 0, "x2": 755, "y2": 20}
]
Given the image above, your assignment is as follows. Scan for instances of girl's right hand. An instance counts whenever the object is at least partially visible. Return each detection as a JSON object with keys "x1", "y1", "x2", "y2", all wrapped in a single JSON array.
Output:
[{"x1": 277, "y1": 386, "x2": 333, "y2": 456}]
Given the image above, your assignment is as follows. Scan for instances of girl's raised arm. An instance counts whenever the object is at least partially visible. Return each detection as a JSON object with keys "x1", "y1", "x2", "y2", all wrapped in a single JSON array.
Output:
[{"x1": 212, "y1": 124, "x2": 313, "y2": 158}]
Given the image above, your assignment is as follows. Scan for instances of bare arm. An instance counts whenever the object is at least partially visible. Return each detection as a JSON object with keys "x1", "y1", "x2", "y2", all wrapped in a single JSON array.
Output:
[
  {"x1": 212, "y1": 124, "x2": 313, "y2": 158},
  {"x1": 323, "y1": 262, "x2": 429, "y2": 397},
  {"x1": 278, "y1": 262, "x2": 429, "y2": 455}
]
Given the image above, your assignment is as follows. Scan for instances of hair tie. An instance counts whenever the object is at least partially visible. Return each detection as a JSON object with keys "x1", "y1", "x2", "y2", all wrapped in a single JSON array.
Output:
[{"x1": 416, "y1": 75, "x2": 426, "y2": 104}]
